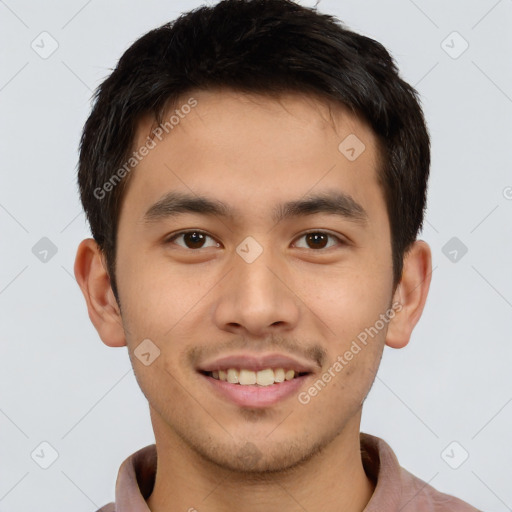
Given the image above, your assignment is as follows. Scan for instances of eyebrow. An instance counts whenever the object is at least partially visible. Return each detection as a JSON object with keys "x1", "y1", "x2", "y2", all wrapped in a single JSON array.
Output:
[
  {"x1": 143, "y1": 190, "x2": 368, "y2": 226},
  {"x1": 144, "y1": 192, "x2": 233, "y2": 223},
  {"x1": 273, "y1": 191, "x2": 367, "y2": 225}
]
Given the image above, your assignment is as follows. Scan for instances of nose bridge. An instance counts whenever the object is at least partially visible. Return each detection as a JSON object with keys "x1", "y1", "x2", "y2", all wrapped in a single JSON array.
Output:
[
  {"x1": 213, "y1": 240, "x2": 300, "y2": 334},
  {"x1": 238, "y1": 249, "x2": 277, "y2": 303},
  {"x1": 234, "y1": 242, "x2": 283, "y2": 311}
]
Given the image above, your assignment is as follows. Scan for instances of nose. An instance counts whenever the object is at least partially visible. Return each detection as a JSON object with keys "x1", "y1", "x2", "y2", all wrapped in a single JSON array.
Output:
[{"x1": 212, "y1": 246, "x2": 300, "y2": 337}]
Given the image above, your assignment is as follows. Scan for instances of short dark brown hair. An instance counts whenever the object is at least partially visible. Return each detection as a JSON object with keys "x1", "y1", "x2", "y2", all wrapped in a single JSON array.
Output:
[{"x1": 78, "y1": 0, "x2": 430, "y2": 301}]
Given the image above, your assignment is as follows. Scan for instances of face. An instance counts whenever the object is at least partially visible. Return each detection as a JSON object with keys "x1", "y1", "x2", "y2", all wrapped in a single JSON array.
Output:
[{"x1": 114, "y1": 90, "x2": 396, "y2": 472}]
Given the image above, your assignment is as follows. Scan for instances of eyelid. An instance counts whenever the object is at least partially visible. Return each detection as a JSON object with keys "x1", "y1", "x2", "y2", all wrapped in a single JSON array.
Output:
[
  {"x1": 292, "y1": 230, "x2": 347, "y2": 249},
  {"x1": 165, "y1": 229, "x2": 220, "y2": 247}
]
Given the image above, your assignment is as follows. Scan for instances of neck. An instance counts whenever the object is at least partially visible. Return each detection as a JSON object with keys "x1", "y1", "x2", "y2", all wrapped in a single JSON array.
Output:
[{"x1": 146, "y1": 411, "x2": 375, "y2": 512}]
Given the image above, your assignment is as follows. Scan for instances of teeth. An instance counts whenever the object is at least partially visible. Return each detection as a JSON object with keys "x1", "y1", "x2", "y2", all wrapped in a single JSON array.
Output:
[
  {"x1": 227, "y1": 368, "x2": 239, "y2": 384},
  {"x1": 285, "y1": 370, "x2": 295, "y2": 381},
  {"x1": 274, "y1": 368, "x2": 285, "y2": 382},
  {"x1": 211, "y1": 368, "x2": 299, "y2": 385},
  {"x1": 239, "y1": 369, "x2": 256, "y2": 385},
  {"x1": 256, "y1": 368, "x2": 274, "y2": 386}
]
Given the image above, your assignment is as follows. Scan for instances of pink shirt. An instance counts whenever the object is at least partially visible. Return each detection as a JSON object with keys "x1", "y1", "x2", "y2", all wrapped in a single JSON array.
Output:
[{"x1": 96, "y1": 433, "x2": 480, "y2": 511}]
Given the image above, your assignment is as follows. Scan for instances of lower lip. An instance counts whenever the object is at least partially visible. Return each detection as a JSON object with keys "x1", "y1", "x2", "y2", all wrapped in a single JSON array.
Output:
[{"x1": 200, "y1": 373, "x2": 310, "y2": 408}]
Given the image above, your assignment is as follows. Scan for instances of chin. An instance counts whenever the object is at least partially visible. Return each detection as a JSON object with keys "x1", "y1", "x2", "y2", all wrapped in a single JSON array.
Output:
[{"x1": 193, "y1": 436, "x2": 327, "y2": 475}]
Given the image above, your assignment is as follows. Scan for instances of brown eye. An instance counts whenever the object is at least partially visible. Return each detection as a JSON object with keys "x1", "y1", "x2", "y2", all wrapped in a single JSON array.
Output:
[
  {"x1": 183, "y1": 232, "x2": 206, "y2": 248},
  {"x1": 305, "y1": 233, "x2": 328, "y2": 249},
  {"x1": 294, "y1": 231, "x2": 341, "y2": 250},
  {"x1": 168, "y1": 231, "x2": 219, "y2": 249}
]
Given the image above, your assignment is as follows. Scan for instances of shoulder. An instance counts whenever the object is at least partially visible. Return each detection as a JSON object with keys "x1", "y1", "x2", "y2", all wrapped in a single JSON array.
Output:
[
  {"x1": 360, "y1": 433, "x2": 480, "y2": 512},
  {"x1": 398, "y1": 467, "x2": 481, "y2": 512}
]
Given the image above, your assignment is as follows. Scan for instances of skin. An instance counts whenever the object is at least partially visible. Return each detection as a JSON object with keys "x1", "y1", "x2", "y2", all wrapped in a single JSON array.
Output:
[{"x1": 75, "y1": 89, "x2": 431, "y2": 512}]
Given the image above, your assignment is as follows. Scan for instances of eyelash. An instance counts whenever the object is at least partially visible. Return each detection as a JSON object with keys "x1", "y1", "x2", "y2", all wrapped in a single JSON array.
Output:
[
  {"x1": 166, "y1": 230, "x2": 221, "y2": 249},
  {"x1": 165, "y1": 230, "x2": 345, "y2": 250}
]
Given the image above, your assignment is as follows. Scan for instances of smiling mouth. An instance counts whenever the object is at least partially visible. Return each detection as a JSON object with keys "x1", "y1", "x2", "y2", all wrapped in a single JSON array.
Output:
[{"x1": 200, "y1": 368, "x2": 310, "y2": 386}]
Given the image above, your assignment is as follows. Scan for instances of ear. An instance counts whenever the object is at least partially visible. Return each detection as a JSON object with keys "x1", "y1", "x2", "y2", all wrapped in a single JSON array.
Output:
[
  {"x1": 385, "y1": 240, "x2": 432, "y2": 349},
  {"x1": 74, "y1": 238, "x2": 127, "y2": 347}
]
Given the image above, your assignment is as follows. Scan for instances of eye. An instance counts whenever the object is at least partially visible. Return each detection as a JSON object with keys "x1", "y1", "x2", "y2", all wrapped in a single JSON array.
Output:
[
  {"x1": 293, "y1": 231, "x2": 343, "y2": 250},
  {"x1": 166, "y1": 230, "x2": 220, "y2": 249}
]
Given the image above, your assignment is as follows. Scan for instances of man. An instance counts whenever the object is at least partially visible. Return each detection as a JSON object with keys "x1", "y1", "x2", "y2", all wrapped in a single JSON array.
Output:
[{"x1": 74, "y1": 0, "x2": 480, "y2": 510}]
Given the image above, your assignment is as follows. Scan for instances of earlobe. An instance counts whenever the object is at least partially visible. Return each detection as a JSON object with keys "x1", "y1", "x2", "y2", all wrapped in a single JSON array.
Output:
[
  {"x1": 385, "y1": 240, "x2": 432, "y2": 349},
  {"x1": 73, "y1": 238, "x2": 127, "y2": 347}
]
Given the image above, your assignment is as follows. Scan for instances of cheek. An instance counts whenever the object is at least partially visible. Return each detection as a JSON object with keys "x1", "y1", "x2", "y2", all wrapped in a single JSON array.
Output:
[
  {"x1": 118, "y1": 256, "x2": 221, "y2": 357},
  {"x1": 296, "y1": 344, "x2": 383, "y2": 427},
  {"x1": 294, "y1": 265, "x2": 391, "y2": 403},
  {"x1": 297, "y1": 263, "x2": 392, "y2": 340}
]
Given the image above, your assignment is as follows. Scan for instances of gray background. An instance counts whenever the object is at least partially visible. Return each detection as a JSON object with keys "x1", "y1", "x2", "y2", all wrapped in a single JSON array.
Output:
[{"x1": 1, "y1": 0, "x2": 511, "y2": 510}]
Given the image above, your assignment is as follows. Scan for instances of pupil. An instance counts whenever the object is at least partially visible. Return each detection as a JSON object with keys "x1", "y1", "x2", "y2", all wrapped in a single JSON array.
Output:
[
  {"x1": 185, "y1": 232, "x2": 205, "y2": 248},
  {"x1": 307, "y1": 233, "x2": 327, "y2": 249}
]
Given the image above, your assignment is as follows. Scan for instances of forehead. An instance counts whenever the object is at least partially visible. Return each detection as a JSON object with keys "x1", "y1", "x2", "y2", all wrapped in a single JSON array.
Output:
[
  {"x1": 121, "y1": 89, "x2": 384, "y2": 222},
  {"x1": 138, "y1": 89, "x2": 376, "y2": 157}
]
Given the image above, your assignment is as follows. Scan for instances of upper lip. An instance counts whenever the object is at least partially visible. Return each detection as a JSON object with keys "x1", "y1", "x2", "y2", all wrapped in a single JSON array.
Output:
[{"x1": 197, "y1": 352, "x2": 318, "y2": 374}]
